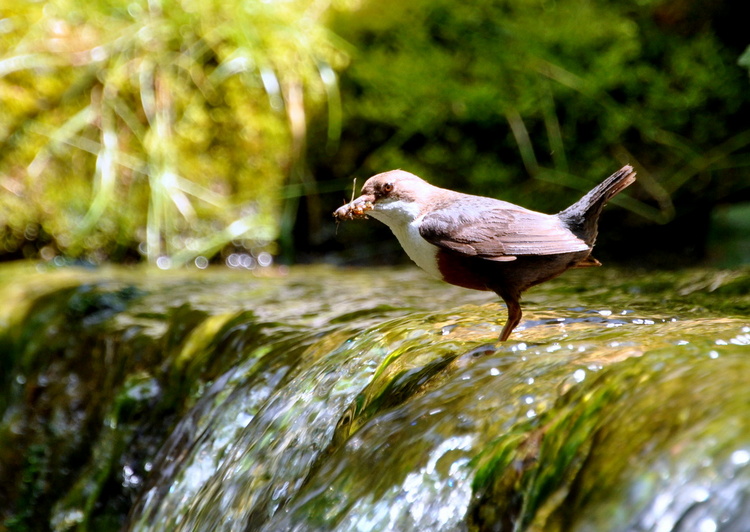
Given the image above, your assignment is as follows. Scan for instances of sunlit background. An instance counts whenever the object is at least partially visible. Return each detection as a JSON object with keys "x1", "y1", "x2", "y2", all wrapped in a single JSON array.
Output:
[{"x1": 1, "y1": 0, "x2": 748, "y2": 269}]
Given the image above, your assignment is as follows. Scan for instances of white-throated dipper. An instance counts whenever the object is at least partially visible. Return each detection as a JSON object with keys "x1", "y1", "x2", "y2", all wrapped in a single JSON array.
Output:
[{"x1": 334, "y1": 165, "x2": 636, "y2": 341}]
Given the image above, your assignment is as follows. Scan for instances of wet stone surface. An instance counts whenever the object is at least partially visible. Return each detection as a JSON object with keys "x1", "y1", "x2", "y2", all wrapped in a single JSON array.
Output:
[{"x1": 0, "y1": 263, "x2": 749, "y2": 531}]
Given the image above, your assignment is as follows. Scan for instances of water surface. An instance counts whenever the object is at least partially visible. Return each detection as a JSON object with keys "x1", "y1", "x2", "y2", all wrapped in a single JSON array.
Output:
[{"x1": 1, "y1": 263, "x2": 748, "y2": 531}]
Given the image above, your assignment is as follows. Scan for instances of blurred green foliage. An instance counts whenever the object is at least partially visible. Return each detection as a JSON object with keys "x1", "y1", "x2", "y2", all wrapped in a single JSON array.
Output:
[
  {"x1": 1, "y1": 0, "x2": 749, "y2": 265},
  {"x1": 313, "y1": 0, "x2": 749, "y2": 267},
  {"x1": 326, "y1": 0, "x2": 748, "y2": 219},
  {"x1": 1, "y1": 0, "x2": 348, "y2": 265}
]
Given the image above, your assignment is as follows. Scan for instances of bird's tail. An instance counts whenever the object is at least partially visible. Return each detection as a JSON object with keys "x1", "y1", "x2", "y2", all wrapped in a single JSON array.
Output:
[{"x1": 558, "y1": 165, "x2": 636, "y2": 244}]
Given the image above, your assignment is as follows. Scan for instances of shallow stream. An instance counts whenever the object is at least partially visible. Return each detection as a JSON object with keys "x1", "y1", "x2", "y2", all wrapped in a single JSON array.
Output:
[{"x1": 1, "y1": 263, "x2": 749, "y2": 531}]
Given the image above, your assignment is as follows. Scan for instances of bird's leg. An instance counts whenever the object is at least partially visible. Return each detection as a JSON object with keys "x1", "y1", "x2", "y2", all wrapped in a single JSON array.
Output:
[{"x1": 498, "y1": 295, "x2": 522, "y2": 342}]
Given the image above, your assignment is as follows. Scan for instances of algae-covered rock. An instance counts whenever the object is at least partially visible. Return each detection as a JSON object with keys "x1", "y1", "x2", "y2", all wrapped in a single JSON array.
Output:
[
  {"x1": 1, "y1": 263, "x2": 749, "y2": 531},
  {"x1": 470, "y1": 350, "x2": 750, "y2": 531}
]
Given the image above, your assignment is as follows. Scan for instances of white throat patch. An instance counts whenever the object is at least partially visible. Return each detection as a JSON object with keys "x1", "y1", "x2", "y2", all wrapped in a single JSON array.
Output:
[{"x1": 368, "y1": 199, "x2": 441, "y2": 279}]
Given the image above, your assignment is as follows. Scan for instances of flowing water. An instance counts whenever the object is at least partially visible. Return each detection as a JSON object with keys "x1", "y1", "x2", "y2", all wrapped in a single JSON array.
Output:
[{"x1": 1, "y1": 263, "x2": 749, "y2": 531}]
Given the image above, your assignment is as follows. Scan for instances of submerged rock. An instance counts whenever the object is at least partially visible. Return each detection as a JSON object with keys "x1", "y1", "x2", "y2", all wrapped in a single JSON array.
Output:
[{"x1": 0, "y1": 263, "x2": 748, "y2": 531}]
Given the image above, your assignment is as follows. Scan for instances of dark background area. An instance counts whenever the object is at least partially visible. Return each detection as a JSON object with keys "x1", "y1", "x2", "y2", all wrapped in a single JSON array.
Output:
[{"x1": 291, "y1": 0, "x2": 750, "y2": 270}]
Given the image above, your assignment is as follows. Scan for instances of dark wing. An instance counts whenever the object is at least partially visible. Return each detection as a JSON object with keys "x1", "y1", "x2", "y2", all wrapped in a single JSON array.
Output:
[{"x1": 419, "y1": 201, "x2": 589, "y2": 261}]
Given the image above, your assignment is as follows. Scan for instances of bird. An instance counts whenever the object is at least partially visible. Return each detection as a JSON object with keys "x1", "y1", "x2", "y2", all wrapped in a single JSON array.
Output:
[{"x1": 334, "y1": 166, "x2": 636, "y2": 341}]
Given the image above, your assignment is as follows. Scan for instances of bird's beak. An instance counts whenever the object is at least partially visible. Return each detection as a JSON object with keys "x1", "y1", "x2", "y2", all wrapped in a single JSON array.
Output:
[{"x1": 333, "y1": 193, "x2": 376, "y2": 220}]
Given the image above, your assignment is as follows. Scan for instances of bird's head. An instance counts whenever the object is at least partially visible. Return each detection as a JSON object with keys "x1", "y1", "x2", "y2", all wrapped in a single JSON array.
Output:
[{"x1": 333, "y1": 170, "x2": 440, "y2": 226}]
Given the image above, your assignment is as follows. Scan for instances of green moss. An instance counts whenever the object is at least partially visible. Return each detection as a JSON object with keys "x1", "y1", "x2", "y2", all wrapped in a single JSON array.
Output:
[
  {"x1": 2, "y1": 264, "x2": 750, "y2": 530},
  {"x1": 0, "y1": 0, "x2": 350, "y2": 264}
]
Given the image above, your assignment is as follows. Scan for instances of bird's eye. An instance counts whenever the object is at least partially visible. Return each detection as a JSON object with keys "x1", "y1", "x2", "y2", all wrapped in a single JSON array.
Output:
[{"x1": 382, "y1": 182, "x2": 394, "y2": 194}]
